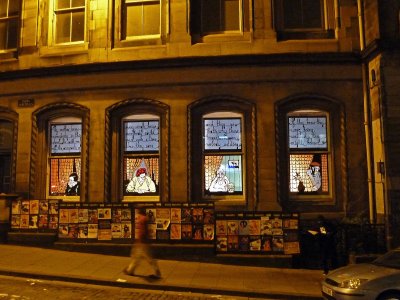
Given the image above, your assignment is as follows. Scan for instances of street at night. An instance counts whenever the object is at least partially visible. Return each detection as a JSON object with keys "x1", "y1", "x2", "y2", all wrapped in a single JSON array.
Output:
[{"x1": 0, "y1": 275, "x2": 274, "y2": 300}]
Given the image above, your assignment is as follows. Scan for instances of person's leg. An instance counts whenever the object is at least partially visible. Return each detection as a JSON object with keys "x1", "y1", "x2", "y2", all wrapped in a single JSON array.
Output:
[{"x1": 142, "y1": 244, "x2": 161, "y2": 277}]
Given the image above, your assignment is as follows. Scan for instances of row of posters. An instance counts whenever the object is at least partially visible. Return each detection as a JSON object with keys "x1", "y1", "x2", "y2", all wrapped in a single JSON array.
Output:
[
  {"x1": 11, "y1": 199, "x2": 60, "y2": 230},
  {"x1": 9, "y1": 200, "x2": 301, "y2": 254},
  {"x1": 215, "y1": 212, "x2": 300, "y2": 255}
]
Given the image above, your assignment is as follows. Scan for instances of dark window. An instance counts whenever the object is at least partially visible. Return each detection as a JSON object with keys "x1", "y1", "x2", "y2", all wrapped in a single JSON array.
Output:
[{"x1": 0, "y1": 0, "x2": 21, "y2": 50}]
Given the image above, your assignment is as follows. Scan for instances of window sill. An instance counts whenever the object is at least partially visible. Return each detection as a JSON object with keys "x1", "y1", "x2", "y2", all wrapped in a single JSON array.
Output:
[
  {"x1": 123, "y1": 195, "x2": 160, "y2": 202},
  {"x1": 39, "y1": 43, "x2": 89, "y2": 57},
  {"x1": 192, "y1": 32, "x2": 251, "y2": 44},
  {"x1": 0, "y1": 50, "x2": 18, "y2": 62},
  {"x1": 47, "y1": 195, "x2": 80, "y2": 202},
  {"x1": 277, "y1": 30, "x2": 335, "y2": 41},
  {"x1": 113, "y1": 37, "x2": 165, "y2": 48}
]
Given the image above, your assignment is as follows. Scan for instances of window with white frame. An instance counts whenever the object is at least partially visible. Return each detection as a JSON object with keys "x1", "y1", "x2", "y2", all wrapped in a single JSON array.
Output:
[
  {"x1": 51, "y1": 0, "x2": 86, "y2": 45},
  {"x1": 287, "y1": 111, "x2": 330, "y2": 195},
  {"x1": 0, "y1": 0, "x2": 20, "y2": 51},
  {"x1": 48, "y1": 117, "x2": 82, "y2": 200},
  {"x1": 122, "y1": 114, "x2": 160, "y2": 201}
]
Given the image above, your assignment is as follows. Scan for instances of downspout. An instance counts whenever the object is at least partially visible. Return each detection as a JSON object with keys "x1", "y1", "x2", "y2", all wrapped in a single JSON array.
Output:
[{"x1": 358, "y1": 0, "x2": 376, "y2": 223}]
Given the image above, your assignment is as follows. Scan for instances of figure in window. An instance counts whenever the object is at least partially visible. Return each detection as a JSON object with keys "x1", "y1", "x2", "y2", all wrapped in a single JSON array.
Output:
[
  {"x1": 209, "y1": 166, "x2": 231, "y2": 192},
  {"x1": 307, "y1": 161, "x2": 322, "y2": 192},
  {"x1": 126, "y1": 168, "x2": 156, "y2": 194},
  {"x1": 65, "y1": 172, "x2": 80, "y2": 196}
]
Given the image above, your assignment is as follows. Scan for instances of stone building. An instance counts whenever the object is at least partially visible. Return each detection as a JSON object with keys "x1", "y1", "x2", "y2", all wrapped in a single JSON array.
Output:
[{"x1": 0, "y1": 0, "x2": 398, "y2": 248}]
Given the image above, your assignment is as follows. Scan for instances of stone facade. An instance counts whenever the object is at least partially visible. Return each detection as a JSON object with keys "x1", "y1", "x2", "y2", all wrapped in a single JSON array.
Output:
[{"x1": 0, "y1": 0, "x2": 397, "y2": 246}]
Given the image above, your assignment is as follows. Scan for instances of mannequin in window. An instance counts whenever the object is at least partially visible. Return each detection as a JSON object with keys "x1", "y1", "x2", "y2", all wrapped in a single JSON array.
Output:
[
  {"x1": 65, "y1": 172, "x2": 80, "y2": 196},
  {"x1": 209, "y1": 166, "x2": 231, "y2": 192},
  {"x1": 126, "y1": 168, "x2": 156, "y2": 193}
]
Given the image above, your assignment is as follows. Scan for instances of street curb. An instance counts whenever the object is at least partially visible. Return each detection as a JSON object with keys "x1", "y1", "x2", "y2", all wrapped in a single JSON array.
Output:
[{"x1": 0, "y1": 269, "x2": 323, "y2": 300}]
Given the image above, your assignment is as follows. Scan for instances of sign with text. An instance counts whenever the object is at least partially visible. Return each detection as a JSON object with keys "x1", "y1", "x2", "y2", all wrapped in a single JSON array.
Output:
[
  {"x1": 288, "y1": 117, "x2": 327, "y2": 149},
  {"x1": 124, "y1": 120, "x2": 159, "y2": 152},
  {"x1": 51, "y1": 123, "x2": 82, "y2": 154},
  {"x1": 204, "y1": 118, "x2": 241, "y2": 150}
]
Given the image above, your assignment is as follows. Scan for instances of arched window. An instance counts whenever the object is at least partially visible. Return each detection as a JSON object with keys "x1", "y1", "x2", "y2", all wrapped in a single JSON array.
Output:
[
  {"x1": 105, "y1": 99, "x2": 169, "y2": 202},
  {"x1": 276, "y1": 95, "x2": 346, "y2": 211},
  {"x1": 0, "y1": 107, "x2": 18, "y2": 194},
  {"x1": 31, "y1": 103, "x2": 89, "y2": 201},
  {"x1": 189, "y1": 96, "x2": 257, "y2": 208}
]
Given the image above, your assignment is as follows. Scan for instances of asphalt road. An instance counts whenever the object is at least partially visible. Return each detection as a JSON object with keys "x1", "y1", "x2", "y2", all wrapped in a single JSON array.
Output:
[{"x1": 0, "y1": 275, "x2": 275, "y2": 300}]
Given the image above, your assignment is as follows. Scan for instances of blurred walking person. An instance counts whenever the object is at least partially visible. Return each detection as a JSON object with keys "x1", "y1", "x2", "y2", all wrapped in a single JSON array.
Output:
[{"x1": 124, "y1": 208, "x2": 161, "y2": 278}]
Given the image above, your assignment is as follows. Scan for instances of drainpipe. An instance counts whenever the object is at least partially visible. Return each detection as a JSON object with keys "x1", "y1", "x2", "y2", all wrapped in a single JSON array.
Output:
[{"x1": 358, "y1": 0, "x2": 376, "y2": 223}]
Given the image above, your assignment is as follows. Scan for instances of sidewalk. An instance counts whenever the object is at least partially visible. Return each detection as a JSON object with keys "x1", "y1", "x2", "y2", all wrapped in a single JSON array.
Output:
[{"x1": 0, "y1": 244, "x2": 324, "y2": 299}]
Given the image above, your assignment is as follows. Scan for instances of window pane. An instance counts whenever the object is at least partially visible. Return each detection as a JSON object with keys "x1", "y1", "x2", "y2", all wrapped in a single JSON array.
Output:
[
  {"x1": 283, "y1": 0, "x2": 302, "y2": 29},
  {"x1": 57, "y1": 0, "x2": 71, "y2": 9},
  {"x1": 56, "y1": 12, "x2": 71, "y2": 43},
  {"x1": 0, "y1": 22, "x2": 6, "y2": 49},
  {"x1": 222, "y1": 0, "x2": 240, "y2": 31},
  {"x1": 283, "y1": 0, "x2": 322, "y2": 29},
  {"x1": 72, "y1": 0, "x2": 85, "y2": 7},
  {"x1": 0, "y1": 0, "x2": 7, "y2": 18},
  {"x1": 124, "y1": 157, "x2": 159, "y2": 194},
  {"x1": 7, "y1": 18, "x2": 18, "y2": 49},
  {"x1": 288, "y1": 116, "x2": 327, "y2": 149},
  {"x1": 71, "y1": 11, "x2": 84, "y2": 42},
  {"x1": 51, "y1": 123, "x2": 82, "y2": 154},
  {"x1": 303, "y1": 0, "x2": 322, "y2": 28},
  {"x1": 289, "y1": 153, "x2": 329, "y2": 193},
  {"x1": 50, "y1": 158, "x2": 81, "y2": 196},
  {"x1": 8, "y1": 0, "x2": 20, "y2": 15},
  {"x1": 204, "y1": 118, "x2": 241, "y2": 150},
  {"x1": 124, "y1": 120, "x2": 159, "y2": 152},
  {"x1": 202, "y1": 0, "x2": 221, "y2": 33},
  {"x1": 143, "y1": 2, "x2": 160, "y2": 35},
  {"x1": 126, "y1": 4, "x2": 142, "y2": 36},
  {"x1": 205, "y1": 155, "x2": 242, "y2": 194}
]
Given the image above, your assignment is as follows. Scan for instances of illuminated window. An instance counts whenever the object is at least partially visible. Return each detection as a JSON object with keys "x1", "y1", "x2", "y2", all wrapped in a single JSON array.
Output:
[
  {"x1": 48, "y1": 118, "x2": 82, "y2": 200},
  {"x1": 123, "y1": 116, "x2": 160, "y2": 199},
  {"x1": 203, "y1": 116, "x2": 243, "y2": 196},
  {"x1": 288, "y1": 113, "x2": 330, "y2": 195},
  {"x1": 273, "y1": 0, "x2": 335, "y2": 40},
  {"x1": 50, "y1": 0, "x2": 86, "y2": 45},
  {"x1": 189, "y1": 97, "x2": 257, "y2": 205},
  {"x1": 106, "y1": 100, "x2": 169, "y2": 202},
  {"x1": 0, "y1": 120, "x2": 14, "y2": 193},
  {"x1": 0, "y1": 0, "x2": 20, "y2": 51}
]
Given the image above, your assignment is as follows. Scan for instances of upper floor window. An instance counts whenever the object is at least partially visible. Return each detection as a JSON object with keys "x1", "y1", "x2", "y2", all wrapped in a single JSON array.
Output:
[
  {"x1": 50, "y1": 0, "x2": 86, "y2": 45},
  {"x1": 123, "y1": 115, "x2": 160, "y2": 200},
  {"x1": 114, "y1": 0, "x2": 167, "y2": 47},
  {"x1": 273, "y1": 0, "x2": 335, "y2": 40},
  {"x1": 190, "y1": 0, "x2": 251, "y2": 43},
  {"x1": 189, "y1": 96, "x2": 257, "y2": 208},
  {"x1": 48, "y1": 117, "x2": 82, "y2": 201},
  {"x1": 0, "y1": 0, "x2": 20, "y2": 52}
]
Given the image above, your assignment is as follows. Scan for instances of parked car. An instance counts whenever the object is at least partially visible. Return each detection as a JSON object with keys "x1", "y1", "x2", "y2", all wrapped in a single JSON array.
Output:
[{"x1": 321, "y1": 248, "x2": 400, "y2": 300}]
